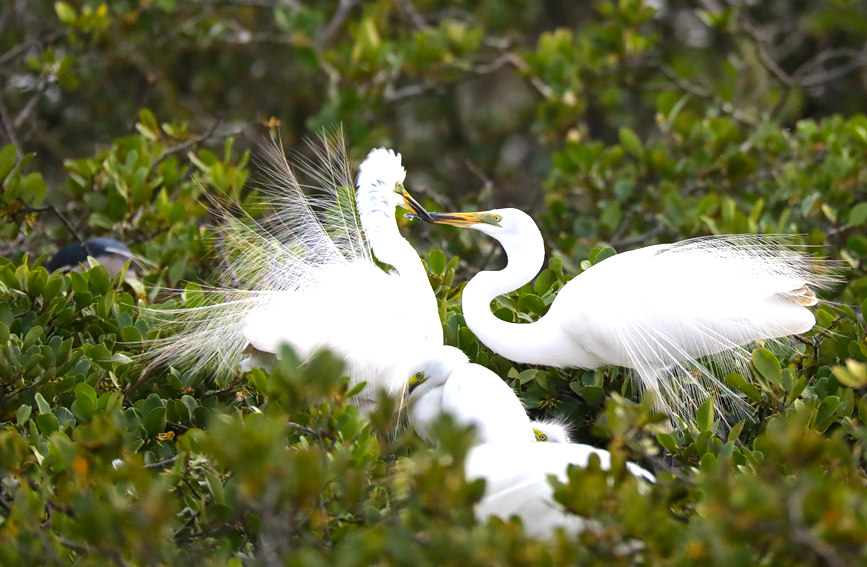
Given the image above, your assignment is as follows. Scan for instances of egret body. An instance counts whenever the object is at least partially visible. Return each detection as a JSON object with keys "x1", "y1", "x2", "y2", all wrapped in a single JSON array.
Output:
[
  {"x1": 406, "y1": 345, "x2": 535, "y2": 444},
  {"x1": 416, "y1": 207, "x2": 835, "y2": 420},
  {"x1": 147, "y1": 136, "x2": 441, "y2": 406},
  {"x1": 404, "y1": 345, "x2": 654, "y2": 538}
]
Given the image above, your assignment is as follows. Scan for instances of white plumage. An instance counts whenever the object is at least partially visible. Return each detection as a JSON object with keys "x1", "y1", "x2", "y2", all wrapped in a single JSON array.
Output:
[
  {"x1": 406, "y1": 346, "x2": 536, "y2": 444},
  {"x1": 403, "y1": 344, "x2": 655, "y2": 538},
  {"x1": 145, "y1": 135, "x2": 441, "y2": 407},
  {"x1": 418, "y1": 207, "x2": 838, "y2": 422},
  {"x1": 531, "y1": 417, "x2": 573, "y2": 443},
  {"x1": 466, "y1": 441, "x2": 654, "y2": 538}
]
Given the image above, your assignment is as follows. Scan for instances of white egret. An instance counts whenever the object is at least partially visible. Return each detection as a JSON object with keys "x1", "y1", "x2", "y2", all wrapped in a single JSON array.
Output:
[
  {"x1": 531, "y1": 418, "x2": 572, "y2": 443},
  {"x1": 403, "y1": 345, "x2": 654, "y2": 538},
  {"x1": 410, "y1": 206, "x2": 837, "y2": 421},
  {"x1": 145, "y1": 134, "x2": 442, "y2": 407},
  {"x1": 406, "y1": 345, "x2": 535, "y2": 444},
  {"x1": 466, "y1": 441, "x2": 655, "y2": 539}
]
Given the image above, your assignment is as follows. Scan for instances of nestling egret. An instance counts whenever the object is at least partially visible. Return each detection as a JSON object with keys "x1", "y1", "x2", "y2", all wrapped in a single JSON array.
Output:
[
  {"x1": 145, "y1": 134, "x2": 442, "y2": 408},
  {"x1": 403, "y1": 345, "x2": 654, "y2": 538},
  {"x1": 466, "y1": 441, "x2": 655, "y2": 539},
  {"x1": 406, "y1": 345, "x2": 535, "y2": 444},
  {"x1": 408, "y1": 206, "x2": 837, "y2": 422},
  {"x1": 531, "y1": 418, "x2": 573, "y2": 443}
]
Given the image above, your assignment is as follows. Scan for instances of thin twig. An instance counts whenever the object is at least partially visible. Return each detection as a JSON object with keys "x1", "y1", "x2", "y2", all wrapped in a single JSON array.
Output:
[
  {"x1": 0, "y1": 31, "x2": 66, "y2": 68},
  {"x1": 150, "y1": 114, "x2": 226, "y2": 172},
  {"x1": 144, "y1": 455, "x2": 180, "y2": 470},
  {"x1": 13, "y1": 80, "x2": 49, "y2": 130},
  {"x1": 316, "y1": 0, "x2": 360, "y2": 47},
  {"x1": 58, "y1": 537, "x2": 95, "y2": 554},
  {"x1": 397, "y1": 0, "x2": 430, "y2": 30},
  {"x1": 0, "y1": 94, "x2": 21, "y2": 153},
  {"x1": 287, "y1": 421, "x2": 322, "y2": 438},
  {"x1": 658, "y1": 64, "x2": 758, "y2": 126},
  {"x1": 504, "y1": 53, "x2": 553, "y2": 99},
  {"x1": 610, "y1": 222, "x2": 666, "y2": 249},
  {"x1": 21, "y1": 204, "x2": 89, "y2": 248}
]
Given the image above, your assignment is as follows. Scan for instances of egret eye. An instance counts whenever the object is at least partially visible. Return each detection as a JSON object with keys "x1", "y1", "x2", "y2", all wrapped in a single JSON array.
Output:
[
  {"x1": 493, "y1": 214, "x2": 502, "y2": 222},
  {"x1": 414, "y1": 371, "x2": 424, "y2": 379}
]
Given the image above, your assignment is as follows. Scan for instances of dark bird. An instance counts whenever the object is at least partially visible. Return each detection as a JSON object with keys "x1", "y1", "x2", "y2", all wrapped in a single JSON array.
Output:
[{"x1": 46, "y1": 238, "x2": 139, "y2": 276}]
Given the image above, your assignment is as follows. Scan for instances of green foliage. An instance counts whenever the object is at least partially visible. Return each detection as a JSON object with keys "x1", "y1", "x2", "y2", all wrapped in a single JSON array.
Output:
[{"x1": 3, "y1": 0, "x2": 867, "y2": 564}]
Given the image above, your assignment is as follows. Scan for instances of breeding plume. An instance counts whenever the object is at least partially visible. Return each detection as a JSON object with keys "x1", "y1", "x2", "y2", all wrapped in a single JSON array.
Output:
[
  {"x1": 409, "y1": 206, "x2": 837, "y2": 422},
  {"x1": 404, "y1": 345, "x2": 654, "y2": 538},
  {"x1": 146, "y1": 134, "x2": 441, "y2": 408}
]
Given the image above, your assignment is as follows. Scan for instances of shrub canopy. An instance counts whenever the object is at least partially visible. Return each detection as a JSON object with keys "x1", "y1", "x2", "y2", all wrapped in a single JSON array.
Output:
[{"x1": 1, "y1": 1, "x2": 867, "y2": 565}]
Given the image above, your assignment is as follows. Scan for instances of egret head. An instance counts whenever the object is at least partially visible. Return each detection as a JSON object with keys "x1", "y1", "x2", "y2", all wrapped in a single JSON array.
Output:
[
  {"x1": 405, "y1": 345, "x2": 469, "y2": 399},
  {"x1": 410, "y1": 207, "x2": 537, "y2": 240},
  {"x1": 532, "y1": 428, "x2": 548, "y2": 442},
  {"x1": 531, "y1": 418, "x2": 572, "y2": 443},
  {"x1": 356, "y1": 148, "x2": 431, "y2": 221}
]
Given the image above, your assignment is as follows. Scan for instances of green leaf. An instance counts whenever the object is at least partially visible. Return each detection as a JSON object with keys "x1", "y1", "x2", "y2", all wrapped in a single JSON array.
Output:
[
  {"x1": 35, "y1": 392, "x2": 51, "y2": 414},
  {"x1": 428, "y1": 248, "x2": 446, "y2": 274},
  {"x1": 726, "y1": 420, "x2": 745, "y2": 444},
  {"x1": 849, "y1": 202, "x2": 867, "y2": 226},
  {"x1": 591, "y1": 246, "x2": 617, "y2": 265},
  {"x1": 814, "y1": 395, "x2": 840, "y2": 432},
  {"x1": 832, "y1": 359, "x2": 867, "y2": 388},
  {"x1": 121, "y1": 325, "x2": 143, "y2": 344},
  {"x1": 144, "y1": 406, "x2": 167, "y2": 437},
  {"x1": 696, "y1": 397, "x2": 715, "y2": 432},
  {"x1": 88, "y1": 265, "x2": 111, "y2": 295},
  {"x1": 725, "y1": 372, "x2": 762, "y2": 402},
  {"x1": 533, "y1": 269, "x2": 555, "y2": 295},
  {"x1": 0, "y1": 144, "x2": 17, "y2": 181},
  {"x1": 137, "y1": 108, "x2": 160, "y2": 141},
  {"x1": 16, "y1": 404, "x2": 32, "y2": 425},
  {"x1": 205, "y1": 470, "x2": 225, "y2": 504},
  {"x1": 751, "y1": 347, "x2": 782, "y2": 385},
  {"x1": 35, "y1": 412, "x2": 60, "y2": 435},
  {"x1": 656, "y1": 432, "x2": 677, "y2": 453},
  {"x1": 571, "y1": 384, "x2": 606, "y2": 405},
  {"x1": 23, "y1": 325, "x2": 43, "y2": 349},
  {"x1": 54, "y1": 1, "x2": 76, "y2": 24},
  {"x1": 73, "y1": 382, "x2": 97, "y2": 421},
  {"x1": 618, "y1": 126, "x2": 643, "y2": 158}
]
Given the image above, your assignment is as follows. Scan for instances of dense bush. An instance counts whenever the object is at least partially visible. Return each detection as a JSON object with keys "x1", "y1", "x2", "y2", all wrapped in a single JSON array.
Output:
[{"x1": 2, "y1": 1, "x2": 867, "y2": 564}]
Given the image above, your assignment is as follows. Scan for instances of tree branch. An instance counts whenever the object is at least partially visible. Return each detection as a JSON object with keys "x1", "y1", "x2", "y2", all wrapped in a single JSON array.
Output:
[
  {"x1": 0, "y1": 93, "x2": 22, "y2": 154},
  {"x1": 316, "y1": 0, "x2": 360, "y2": 47}
]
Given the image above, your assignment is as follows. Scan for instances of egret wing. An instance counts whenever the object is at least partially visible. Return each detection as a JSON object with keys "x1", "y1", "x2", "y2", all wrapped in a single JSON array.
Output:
[{"x1": 554, "y1": 235, "x2": 836, "y2": 420}]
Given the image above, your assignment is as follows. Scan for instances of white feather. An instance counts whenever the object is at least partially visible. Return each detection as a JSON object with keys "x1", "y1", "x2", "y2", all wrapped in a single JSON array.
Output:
[
  {"x1": 406, "y1": 346, "x2": 536, "y2": 444},
  {"x1": 144, "y1": 131, "x2": 441, "y2": 408},
  {"x1": 466, "y1": 441, "x2": 654, "y2": 538},
  {"x1": 430, "y1": 208, "x2": 840, "y2": 425}
]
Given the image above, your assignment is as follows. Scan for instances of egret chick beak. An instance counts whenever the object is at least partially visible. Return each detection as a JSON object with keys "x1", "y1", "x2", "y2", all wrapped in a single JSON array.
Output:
[
  {"x1": 395, "y1": 183, "x2": 434, "y2": 223},
  {"x1": 407, "y1": 375, "x2": 424, "y2": 395},
  {"x1": 427, "y1": 211, "x2": 502, "y2": 227}
]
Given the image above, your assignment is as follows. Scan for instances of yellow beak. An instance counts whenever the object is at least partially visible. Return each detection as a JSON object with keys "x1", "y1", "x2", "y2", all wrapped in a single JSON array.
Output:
[
  {"x1": 396, "y1": 185, "x2": 434, "y2": 223},
  {"x1": 427, "y1": 211, "x2": 501, "y2": 227}
]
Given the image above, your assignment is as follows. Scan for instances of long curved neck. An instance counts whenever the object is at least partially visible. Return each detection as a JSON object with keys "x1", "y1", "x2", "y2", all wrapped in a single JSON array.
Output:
[
  {"x1": 358, "y1": 197, "x2": 442, "y2": 343},
  {"x1": 360, "y1": 205, "x2": 429, "y2": 292},
  {"x1": 462, "y1": 227, "x2": 574, "y2": 366}
]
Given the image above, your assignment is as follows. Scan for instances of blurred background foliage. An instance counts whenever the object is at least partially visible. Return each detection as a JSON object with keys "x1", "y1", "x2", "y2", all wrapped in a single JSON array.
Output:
[{"x1": 2, "y1": 0, "x2": 867, "y2": 564}]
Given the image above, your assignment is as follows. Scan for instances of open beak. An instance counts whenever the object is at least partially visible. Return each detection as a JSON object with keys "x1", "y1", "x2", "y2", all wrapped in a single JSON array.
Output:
[
  {"x1": 427, "y1": 211, "x2": 500, "y2": 227},
  {"x1": 398, "y1": 187, "x2": 434, "y2": 223}
]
